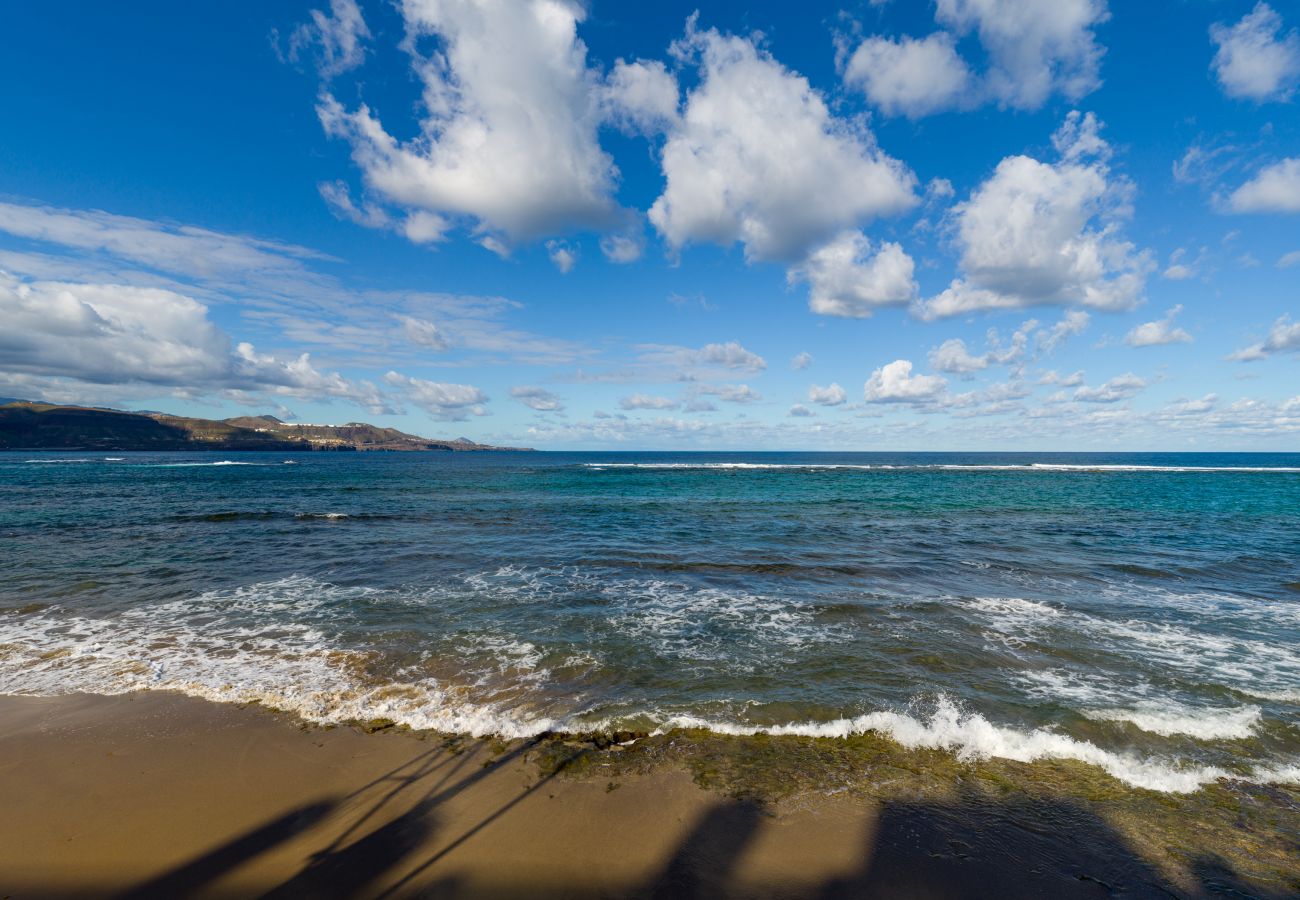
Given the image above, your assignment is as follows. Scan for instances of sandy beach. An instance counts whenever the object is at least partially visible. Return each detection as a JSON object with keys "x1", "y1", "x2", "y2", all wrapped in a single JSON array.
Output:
[{"x1": 1, "y1": 692, "x2": 1295, "y2": 899}]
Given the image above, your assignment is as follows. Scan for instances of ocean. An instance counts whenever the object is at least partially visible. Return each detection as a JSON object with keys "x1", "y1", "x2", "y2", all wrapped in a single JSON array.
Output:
[{"x1": 2, "y1": 450, "x2": 1298, "y2": 794}]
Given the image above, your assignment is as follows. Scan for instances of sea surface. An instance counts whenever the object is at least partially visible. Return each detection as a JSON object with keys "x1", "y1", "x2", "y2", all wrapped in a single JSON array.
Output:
[{"x1": 2, "y1": 450, "x2": 1298, "y2": 793}]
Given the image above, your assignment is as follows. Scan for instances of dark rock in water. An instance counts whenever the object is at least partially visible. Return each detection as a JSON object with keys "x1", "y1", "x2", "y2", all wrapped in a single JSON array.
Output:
[
  {"x1": 361, "y1": 718, "x2": 397, "y2": 734},
  {"x1": 592, "y1": 734, "x2": 612, "y2": 750},
  {"x1": 613, "y1": 730, "x2": 648, "y2": 744}
]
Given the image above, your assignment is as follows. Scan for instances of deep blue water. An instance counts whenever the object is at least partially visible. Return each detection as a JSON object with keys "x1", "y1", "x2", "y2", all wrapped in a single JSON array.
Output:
[{"x1": 2, "y1": 450, "x2": 1298, "y2": 792}]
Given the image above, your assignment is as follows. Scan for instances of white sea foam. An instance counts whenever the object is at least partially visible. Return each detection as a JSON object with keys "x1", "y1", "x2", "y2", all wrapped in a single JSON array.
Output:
[
  {"x1": 1083, "y1": 702, "x2": 1262, "y2": 740},
  {"x1": 23, "y1": 458, "x2": 93, "y2": 464},
  {"x1": 104, "y1": 457, "x2": 125, "y2": 461},
  {"x1": 657, "y1": 696, "x2": 1230, "y2": 793}
]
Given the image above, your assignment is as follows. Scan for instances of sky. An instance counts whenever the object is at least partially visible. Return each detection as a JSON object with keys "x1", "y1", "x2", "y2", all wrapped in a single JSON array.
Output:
[{"x1": 0, "y1": 0, "x2": 1297, "y2": 450}]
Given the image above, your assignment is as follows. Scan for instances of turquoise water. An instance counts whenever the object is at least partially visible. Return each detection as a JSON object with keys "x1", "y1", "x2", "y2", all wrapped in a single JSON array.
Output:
[{"x1": 2, "y1": 450, "x2": 1298, "y2": 792}]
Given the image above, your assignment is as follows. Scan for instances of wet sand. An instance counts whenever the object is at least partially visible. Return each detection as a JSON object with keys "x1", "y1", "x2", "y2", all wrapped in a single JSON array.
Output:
[{"x1": 0, "y1": 693, "x2": 1294, "y2": 898}]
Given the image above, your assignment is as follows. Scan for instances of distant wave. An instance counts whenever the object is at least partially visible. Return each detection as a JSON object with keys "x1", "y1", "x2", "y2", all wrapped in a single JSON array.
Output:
[{"x1": 583, "y1": 462, "x2": 1300, "y2": 473}]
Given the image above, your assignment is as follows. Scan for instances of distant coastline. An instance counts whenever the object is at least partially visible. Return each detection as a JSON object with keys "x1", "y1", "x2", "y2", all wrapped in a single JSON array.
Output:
[{"x1": 0, "y1": 401, "x2": 533, "y2": 452}]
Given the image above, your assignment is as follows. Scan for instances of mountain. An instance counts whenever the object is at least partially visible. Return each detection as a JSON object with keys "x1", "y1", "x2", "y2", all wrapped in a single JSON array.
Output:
[{"x1": 0, "y1": 402, "x2": 531, "y2": 452}]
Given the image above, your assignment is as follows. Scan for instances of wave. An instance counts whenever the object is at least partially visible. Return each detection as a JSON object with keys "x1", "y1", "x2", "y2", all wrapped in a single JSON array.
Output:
[
  {"x1": 583, "y1": 462, "x2": 1300, "y2": 473},
  {"x1": 1082, "y1": 702, "x2": 1262, "y2": 740},
  {"x1": 148, "y1": 460, "x2": 270, "y2": 467},
  {"x1": 23, "y1": 458, "x2": 94, "y2": 464}
]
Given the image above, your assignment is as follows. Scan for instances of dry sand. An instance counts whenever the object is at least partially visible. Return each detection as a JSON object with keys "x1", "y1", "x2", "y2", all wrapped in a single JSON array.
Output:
[{"x1": 0, "y1": 692, "x2": 1290, "y2": 898}]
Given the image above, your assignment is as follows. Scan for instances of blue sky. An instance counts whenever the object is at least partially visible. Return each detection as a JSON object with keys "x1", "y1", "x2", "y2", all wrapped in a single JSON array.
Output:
[{"x1": 0, "y1": 0, "x2": 1297, "y2": 449}]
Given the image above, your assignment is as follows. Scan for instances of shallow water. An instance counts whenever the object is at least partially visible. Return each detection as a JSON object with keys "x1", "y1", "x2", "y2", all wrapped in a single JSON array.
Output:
[{"x1": 2, "y1": 450, "x2": 1298, "y2": 793}]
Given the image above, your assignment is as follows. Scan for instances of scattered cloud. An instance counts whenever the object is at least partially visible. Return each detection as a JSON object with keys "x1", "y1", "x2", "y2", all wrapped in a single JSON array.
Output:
[
  {"x1": 790, "y1": 231, "x2": 917, "y2": 318},
  {"x1": 863, "y1": 359, "x2": 948, "y2": 403},
  {"x1": 791, "y1": 351, "x2": 813, "y2": 371},
  {"x1": 1073, "y1": 372, "x2": 1146, "y2": 403},
  {"x1": 1278, "y1": 250, "x2": 1300, "y2": 268},
  {"x1": 1125, "y1": 305, "x2": 1192, "y2": 347},
  {"x1": 546, "y1": 240, "x2": 578, "y2": 274},
  {"x1": 287, "y1": 0, "x2": 371, "y2": 78},
  {"x1": 843, "y1": 33, "x2": 973, "y2": 118},
  {"x1": 383, "y1": 371, "x2": 487, "y2": 420},
  {"x1": 788, "y1": 404, "x2": 814, "y2": 417},
  {"x1": 1210, "y1": 3, "x2": 1300, "y2": 102},
  {"x1": 1226, "y1": 158, "x2": 1300, "y2": 213},
  {"x1": 510, "y1": 385, "x2": 564, "y2": 412},
  {"x1": 808, "y1": 383, "x2": 848, "y2": 406},
  {"x1": 619, "y1": 393, "x2": 679, "y2": 411},
  {"x1": 1228, "y1": 315, "x2": 1300, "y2": 361}
]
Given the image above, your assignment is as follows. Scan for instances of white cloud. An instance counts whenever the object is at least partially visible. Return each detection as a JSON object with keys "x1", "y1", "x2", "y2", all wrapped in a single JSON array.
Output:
[
  {"x1": 1039, "y1": 369, "x2": 1085, "y2": 387},
  {"x1": 1278, "y1": 250, "x2": 1300, "y2": 268},
  {"x1": 648, "y1": 21, "x2": 916, "y2": 263},
  {"x1": 863, "y1": 359, "x2": 948, "y2": 403},
  {"x1": 289, "y1": 0, "x2": 371, "y2": 78},
  {"x1": 1038, "y1": 309, "x2": 1091, "y2": 352},
  {"x1": 637, "y1": 340, "x2": 767, "y2": 375},
  {"x1": 619, "y1": 393, "x2": 679, "y2": 411},
  {"x1": 790, "y1": 232, "x2": 917, "y2": 318},
  {"x1": 695, "y1": 384, "x2": 763, "y2": 404},
  {"x1": 1226, "y1": 158, "x2": 1300, "y2": 214},
  {"x1": 934, "y1": 0, "x2": 1108, "y2": 110},
  {"x1": 1210, "y1": 3, "x2": 1300, "y2": 102},
  {"x1": 928, "y1": 319, "x2": 1037, "y2": 375},
  {"x1": 0, "y1": 201, "x2": 328, "y2": 285},
  {"x1": 383, "y1": 371, "x2": 487, "y2": 420},
  {"x1": 317, "y1": 0, "x2": 620, "y2": 245},
  {"x1": 1124, "y1": 305, "x2": 1192, "y2": 347},
  {"x1": 599, "y1": 234, "x2": 643, "y2": 264},
  {"x1": 788, "y1": 404, "x2": 814, "y2": 418},
  {"x1": 602, "y1": 59, "x2": 680, "y2": 135},
  {"x1": 1073, "y1": 372, "x2": 1145, "y2": 403},
  {"x1": 0, "y1": 272, "x2": 390, "y2": 412},
  {"x1": 546, "y1": 240, "x2": 578, "y2": 273},
  {"x1": 791, "y1": 351, "x2": 813, "y2": 371},
  {"x1": 808, "y1": 383, "x2": 848, "y2": 406},
  {"x1": 915, "y1": 112, "x2": 1149, "y2": 318},
  {"x1": 510, "y1": 385, "x2": 564, "y2": 411},
  {"x1": 1228, "y1": 315, "x2": 1300, "y2": 361},
  {"x1": 844, "y1": 33, "x2": 973, "y2": 118},
  {"x1": 398, "y1": 315, "x2": 451, "y2": 351}
]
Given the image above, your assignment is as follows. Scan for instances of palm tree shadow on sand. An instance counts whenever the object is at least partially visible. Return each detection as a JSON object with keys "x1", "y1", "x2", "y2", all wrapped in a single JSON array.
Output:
[{"x1": 112, "y1": 747, "x2": 1291, "y2": 900}]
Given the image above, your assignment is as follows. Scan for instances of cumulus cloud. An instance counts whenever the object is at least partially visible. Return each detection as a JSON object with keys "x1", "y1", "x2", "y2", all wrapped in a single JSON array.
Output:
[
  {"x1": 694, "y1": 384, "x2": 762, "y2": 404},
  {"x1": 788, "y1": 404, "x2": 814, "y2": 418},
  {"x1": 915, "y1": 112, "x2": 1150, "y2": 319},
  {"x1": 935, "y1": 0, "x2": 1107, "y2": 109},
  {"x1": 928, "y1": 319, "x2": 1037, "y2": 375},
  {"x1": 383, "y1": 371, "x2": 487, "y2": 420},
  {"x1": 510, "y1": 385, "x2": 564, "y2": 411},
  {"x1": 863, "y1": 359, "x2": 948, "y2": 403},
  {"x1": 1210, "y1": 3, "x2": 1300, "y2": 102},
  {"x1": 288, "y1": 0, "x2": 371, "y2": 78},
  {"x1": 1038, "y1": 309, "x2": 1091, "y2": 352},
  {"x1": 790, "y1": 231, "x2": 917, "y2": 318},
  {"x1": 843, "y1": 33, "x2": 973, "y2": 118},
  {"x1": 317, "y1": 0, "x2": 621, "y2": 246},
  {"x1": 808, "y1": 383, "x2": 848, "y2": 406},
  {"x1": 1228, "y1": 315, "x2": 1300, "y2": 361},
  {"x1": 0, "y1": 272, "x2": 391, "y2": 412},
  {"x1": 1124, "y1": 305, "x2": 1192, "y2": 347},
  {"x1": 1226, "y1": 158, "x2": 1300, "y2": 214},
  {"x1": 619, "y1": 393, "x2": 679, "y2": 411},
  {"x1": 846, "y1": 0, "x2": 1107, "y2": 117},
  {"x1": 1073, "y1": 372, "x2": 1145, "y2": 403},
  {"x1": 791, "y1": 351, "x2": 813, "y2": 371},
  {"x1": 648, "y1": 21, "x2": 916, "y2": 263},
  {"x1": 602, "y1": 58, "x2": 680, "y2": 135}
]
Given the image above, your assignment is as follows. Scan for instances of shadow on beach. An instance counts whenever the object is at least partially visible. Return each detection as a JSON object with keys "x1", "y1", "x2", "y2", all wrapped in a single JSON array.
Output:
[{"x1": 96, "y1": 743, "x2": 1289, "y2": 900}]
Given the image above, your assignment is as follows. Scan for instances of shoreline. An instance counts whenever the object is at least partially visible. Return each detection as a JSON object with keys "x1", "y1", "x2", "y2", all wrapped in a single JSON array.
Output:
[{"x1": 1, "y1": 692, "x2": 1296, "y2": 898}]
